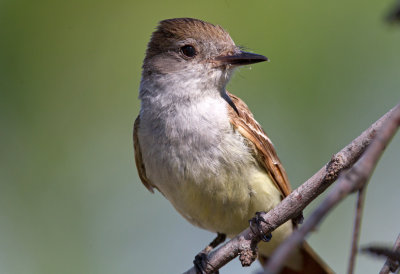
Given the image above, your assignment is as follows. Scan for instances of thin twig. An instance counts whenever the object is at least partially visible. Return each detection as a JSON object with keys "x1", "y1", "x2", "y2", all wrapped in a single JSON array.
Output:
[
  {"x1": 347, "y1": 187, "x2": 367, "y2": 274},
  {"x1": 263, "y1": 103, "x2": 400, "y2": 274},
  {"x1": 184, "y1": 103, "x2": 400, "y2": 274},
  {"x1": 378, "y1": 234, "x2": 400, "y2": 274},
  {"x1": 363, "y1": 246, "x2": 400, "y2": 262},
  {"x1": 362, "y1": 244, "x2": 400, "y2": 273}
]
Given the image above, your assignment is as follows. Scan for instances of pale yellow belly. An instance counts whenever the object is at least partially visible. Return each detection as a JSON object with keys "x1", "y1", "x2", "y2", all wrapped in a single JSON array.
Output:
[{"x1": 163, "y1": 165, "x2": 294, "y2": 257}]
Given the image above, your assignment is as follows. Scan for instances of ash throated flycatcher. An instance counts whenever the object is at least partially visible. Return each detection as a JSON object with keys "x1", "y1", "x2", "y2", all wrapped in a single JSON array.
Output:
[{"x1": 134, "y1": 18, "x2": 331, "y2": 273}]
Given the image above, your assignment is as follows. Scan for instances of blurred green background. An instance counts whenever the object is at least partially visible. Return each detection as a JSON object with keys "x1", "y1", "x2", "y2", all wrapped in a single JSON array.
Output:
[{"x1": 1, "y1": 0, "x2": 399, "y2": 273}]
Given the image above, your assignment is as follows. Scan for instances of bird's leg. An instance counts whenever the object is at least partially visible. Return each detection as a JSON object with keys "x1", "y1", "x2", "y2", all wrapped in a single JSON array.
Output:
[
  {"x1": 249, "y1": 211, "x2": 272, "y2": 242},
  {"x1": 205, "y1": 232, "x2": 227, "y2": 252},
  {"x1": 193, "y1": 232, "x2": 226, "y2": 274}
]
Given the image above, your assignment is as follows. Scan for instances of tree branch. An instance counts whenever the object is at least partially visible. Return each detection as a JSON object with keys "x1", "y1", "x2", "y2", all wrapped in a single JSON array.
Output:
[
  {"x1": 184, "y1": 103, "x2": 400, "y2": 274},
  {"x1": 347, "y1": 187, "x2": 367, "y2": 274},
  {"x1": 361, "y1": 233, "x2": 400, "y2": 274},
  {"x1": 263, "y1": 102, "x2": 400, "y2": 273},
  {"x1": 379, "y1": 234, "x2": 400, "y2": 273}
]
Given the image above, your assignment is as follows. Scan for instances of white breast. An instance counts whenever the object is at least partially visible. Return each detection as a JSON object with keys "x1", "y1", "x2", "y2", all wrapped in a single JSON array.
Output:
[
  {"x1": 139, "y1": 93, "x2": 255, "y2": 184},
  {"x1": 140, "y1": 92, "x2": 258, "y2": 217}
]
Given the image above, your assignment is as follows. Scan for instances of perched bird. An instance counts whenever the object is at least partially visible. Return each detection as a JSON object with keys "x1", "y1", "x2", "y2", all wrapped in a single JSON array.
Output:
[{"x1": 134, "y1": 18, "x2": 331, "y2": 273}]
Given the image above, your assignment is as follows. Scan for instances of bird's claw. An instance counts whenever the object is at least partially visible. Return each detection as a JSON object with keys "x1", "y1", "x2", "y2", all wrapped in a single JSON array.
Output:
[
  {"x1": 194, "y1": 252, "x2": 219, "y2": 274},
  {"x1": 194, "y1": 252, "x2": 207, "y2": 274},
  {"x1": 249, "y1": 211, "x2": 272, "y2": 242}
]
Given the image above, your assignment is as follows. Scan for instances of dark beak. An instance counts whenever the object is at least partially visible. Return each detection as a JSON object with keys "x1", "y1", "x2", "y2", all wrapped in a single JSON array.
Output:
[{"x1": 214, "y1": 51, "x2": 268, "y2": 66}]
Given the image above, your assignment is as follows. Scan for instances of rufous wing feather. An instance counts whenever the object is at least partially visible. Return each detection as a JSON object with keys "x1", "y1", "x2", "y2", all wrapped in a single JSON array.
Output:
[{"x1": 226, "y1": 91, "x2": 291, "y2": 198}]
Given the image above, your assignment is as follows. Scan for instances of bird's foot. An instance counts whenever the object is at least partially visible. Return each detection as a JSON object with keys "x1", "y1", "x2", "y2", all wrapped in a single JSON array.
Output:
[
  {"x1": 194, "y1": 252, "x2": 212, "y2": 274},
  {"x1": 249, "y1": 211, "x2": 272, "y2": 242},
  {"x1": 193, "y1": 233, "x2": 226, "y2": 274}
]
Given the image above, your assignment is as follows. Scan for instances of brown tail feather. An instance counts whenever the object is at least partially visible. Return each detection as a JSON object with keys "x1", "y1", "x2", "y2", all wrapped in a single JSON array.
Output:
[{"x1": 259, "y1": 242, "x2": 334, "y2": 274}]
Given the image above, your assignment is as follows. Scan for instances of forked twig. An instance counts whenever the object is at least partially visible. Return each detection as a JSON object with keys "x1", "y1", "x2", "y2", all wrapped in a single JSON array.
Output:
[
  {"x1": 263, "y1": 103, "x2": 400, "y2": 274},
  {"x1": 184, "y1": 103, "x2": 400, "y2": 274}
]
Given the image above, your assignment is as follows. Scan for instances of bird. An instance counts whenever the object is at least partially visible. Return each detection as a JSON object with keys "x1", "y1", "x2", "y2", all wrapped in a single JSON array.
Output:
[{"x1": 133, "y1": 18, "x2": 331, "y2": 273}]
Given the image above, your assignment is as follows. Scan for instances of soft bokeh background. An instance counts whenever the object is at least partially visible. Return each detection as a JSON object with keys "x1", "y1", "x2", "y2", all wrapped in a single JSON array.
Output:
[{"x1": 1, "y1": 0, "x2": 399, "y2": 273}]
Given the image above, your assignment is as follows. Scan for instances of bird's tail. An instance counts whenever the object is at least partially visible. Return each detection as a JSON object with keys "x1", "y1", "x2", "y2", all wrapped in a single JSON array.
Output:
[{"x1": 259, "y1": 242, "x2": 333, "y2": 274}]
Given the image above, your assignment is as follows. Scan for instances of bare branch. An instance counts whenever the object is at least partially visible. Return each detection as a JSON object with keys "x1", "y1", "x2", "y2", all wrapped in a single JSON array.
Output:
[
  {"x1": 362, "y1": 243, "x2": 400, "y2": 274},
  {"x1": 347, "y1": 187, "x2": 367, "y2": 274},
  {"x1": 263, "y1": 102, "x2": 400, "y2": 274},
  {"x1": 184, "y1": 103, "x2": 400, "y2": 274},
  {"x1": 374, "y1": 234, "x2": 400, "y2": 274}
]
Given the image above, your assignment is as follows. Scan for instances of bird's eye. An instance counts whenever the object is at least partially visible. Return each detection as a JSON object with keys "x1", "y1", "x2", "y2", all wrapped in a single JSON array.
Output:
[{"x1": 180, "y1": 45, "x2": 197, "y2": 58}]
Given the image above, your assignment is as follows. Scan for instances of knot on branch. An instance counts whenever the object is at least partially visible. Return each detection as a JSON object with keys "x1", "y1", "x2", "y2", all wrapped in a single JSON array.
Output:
[
  {"x1": 239, "y1": 244, "x2": 258, "y2": 267},
  {"x1": 325, "y1": 154, "x2": 346, "y2": 182}
]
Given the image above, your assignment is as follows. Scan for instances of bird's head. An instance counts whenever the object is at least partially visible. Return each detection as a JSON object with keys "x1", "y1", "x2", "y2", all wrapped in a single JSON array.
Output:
[{"x1": 141, "y1": 18, "x2": 268, "y2": 91}]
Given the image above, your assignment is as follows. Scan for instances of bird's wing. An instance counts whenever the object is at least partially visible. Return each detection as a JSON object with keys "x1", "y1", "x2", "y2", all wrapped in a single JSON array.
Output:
[
  {"x1": 133, "y1": 115, "x2": 155, "y2": 193},
  {"x1": 227, "y1": 92, "x2": 292, "y2": 197}
]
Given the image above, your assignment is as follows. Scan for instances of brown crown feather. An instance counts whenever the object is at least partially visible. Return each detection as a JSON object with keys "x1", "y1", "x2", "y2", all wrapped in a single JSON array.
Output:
[{"x1": 145, "y1": 18, "x2": 234, "y2": 60}]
